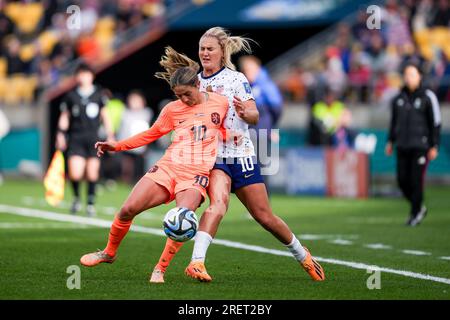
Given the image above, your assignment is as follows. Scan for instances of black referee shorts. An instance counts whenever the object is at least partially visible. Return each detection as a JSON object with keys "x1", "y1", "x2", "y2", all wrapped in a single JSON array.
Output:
[{"x1": 67, "y1": 134, "x2": 98, "y2": 159}]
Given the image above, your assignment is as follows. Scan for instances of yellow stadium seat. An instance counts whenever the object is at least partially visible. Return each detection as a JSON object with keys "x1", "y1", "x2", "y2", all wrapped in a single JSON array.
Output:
[
  {"x1": 37, "y1": 31, "x2": 59, "y2": 56},
  {"x1": 19, "y1": 44, "x2": 35, "y2": 62},
  {"x1": 413, "y1": 29, "x2": 430, "y2": 46},
  {"x1": 0, "y1": 77, "x2": 7, "y2": 102},
  {"x1": 430, "y1": 27, "x2": 450, "y2": 48},
  {"x1": 5, "y1": 2, "x2": 43, "y2": 34},
  {"x1": 3, "y1": 75, "x2": 22, "y2": 105},
  {"x1": 0, "y1": 58, "x2": 7, "y2": 78},
  {"x1": 4, "y1": 3, "x2": 21, "y2": 23}
]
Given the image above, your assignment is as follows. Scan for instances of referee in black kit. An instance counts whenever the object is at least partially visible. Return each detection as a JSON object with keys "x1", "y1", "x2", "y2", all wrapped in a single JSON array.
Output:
[
  {"x1": 385, "y1": 62, "x2": 442, "y2": 226},
  {"x1": 56, "y1": 63, "x2": 114, "y2": 216}
]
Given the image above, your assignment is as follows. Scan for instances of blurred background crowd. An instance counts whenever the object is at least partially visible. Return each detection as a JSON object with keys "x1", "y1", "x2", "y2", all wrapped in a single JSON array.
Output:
[
  {"x1": 0, "y1": 0, "x2": 191, "y2": 104},
  {"x1": 278, "y1": 0, "x2": 450, "y2": 106}
]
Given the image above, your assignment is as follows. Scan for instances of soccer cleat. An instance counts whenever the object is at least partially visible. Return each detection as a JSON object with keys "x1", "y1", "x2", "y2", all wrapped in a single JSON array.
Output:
[
  {"x1": 185, "y1": 261, "x2": 212, "y2": 282},
  {"x1": 86, "y1": 204, "x2": 96, "y2": 217},
  {"x1": 405, "y1": 215, "x2": 415, "y2": 226},
  {"x1": 410, "y1": 206, "x2": 428, "y2": 227},
  {"x1": 70, "y1": 199, "x2": 81, "y2": 215},
  {"x1": 80, "y1": 249, "x2": 116, "y2": 267},
  {"x1": 300, "y1": 247, "x2": 325, "y2": 281},
  {"x1": 149, "y1": 266, "x2": 165, "y2": 283}
]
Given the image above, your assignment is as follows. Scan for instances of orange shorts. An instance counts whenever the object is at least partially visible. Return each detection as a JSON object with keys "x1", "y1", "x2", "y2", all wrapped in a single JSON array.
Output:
[{"x1": 144, "y1": 160, "x2": 209, "y2": 204}]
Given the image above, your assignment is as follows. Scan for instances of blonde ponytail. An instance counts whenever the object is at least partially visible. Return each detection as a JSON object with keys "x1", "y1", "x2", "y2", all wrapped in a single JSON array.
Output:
[{"x1": 201, "y1": 27, "x2": 254, "y2": 70}]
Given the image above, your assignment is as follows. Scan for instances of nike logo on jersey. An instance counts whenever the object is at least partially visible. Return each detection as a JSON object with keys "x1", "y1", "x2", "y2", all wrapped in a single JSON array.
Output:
[
  {"x1": 244, "y1": 173, "x2": 254, "y2": 178},
  {"x1": 178, "y1": 120, "x2": 187, "y2": 124}
]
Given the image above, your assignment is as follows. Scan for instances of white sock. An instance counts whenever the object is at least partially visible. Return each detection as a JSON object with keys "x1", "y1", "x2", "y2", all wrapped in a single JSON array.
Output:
[
  {"x1": 191, "y1": 231, "x2": 213, "y2": 262},
  {"x1": 285, "y1": 234, "x2": 307, "y2": 262}
]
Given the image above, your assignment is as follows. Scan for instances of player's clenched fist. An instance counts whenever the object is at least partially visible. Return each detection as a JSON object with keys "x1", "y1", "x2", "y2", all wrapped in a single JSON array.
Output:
[{"x1": 233, "y1": 96, "x2": 246, "y2": 118}]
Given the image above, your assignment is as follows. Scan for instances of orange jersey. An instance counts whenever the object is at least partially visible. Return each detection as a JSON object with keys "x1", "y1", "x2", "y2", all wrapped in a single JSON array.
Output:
[{"x1": 115, "y1": 92, "x2": 228, "y2": 173}]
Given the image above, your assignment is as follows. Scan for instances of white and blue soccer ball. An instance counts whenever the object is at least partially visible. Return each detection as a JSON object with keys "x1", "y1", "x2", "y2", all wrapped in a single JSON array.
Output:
[{"x1": 163, "y1": 207, "x2": 198, "y2": 242}]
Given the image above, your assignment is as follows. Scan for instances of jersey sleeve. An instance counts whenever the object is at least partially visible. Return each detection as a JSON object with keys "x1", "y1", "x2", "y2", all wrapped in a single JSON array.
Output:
[
  {"x1": 425, "y1": 89, "x2": 442, "y2": 148},
  {"x1": 234, "y1": 72, "x2": 254, "y2": 102},
  {"x1": 387, "y1": 98, "x2": 397, "y2": 144},
  {"x1": 114, "y1": 104, "x2": 174, "y2": 151}
]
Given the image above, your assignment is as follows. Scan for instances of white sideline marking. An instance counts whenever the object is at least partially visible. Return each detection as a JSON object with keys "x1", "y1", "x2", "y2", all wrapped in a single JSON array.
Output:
[
  {"x1": 364, "y1": 243, "x2": 392, "y2": 250},
  {"x1": 402, "y1": 250, "x2": 432, "y2": 256},
  {"x1": 439, "y1": 257, "x2": 450, "y2": 261},
  {"x1": 0, "y1": 222, "x2": 92, "y2": 229},
  {"x1": 1, "y1": 204, "x2": 450, "y2": 286},
  {"x1": 328, "y1": 239, "x2": 353, "y2": 246},
  {"x1": 298, "y1": 234, "x2": 359, "y2": 240}
]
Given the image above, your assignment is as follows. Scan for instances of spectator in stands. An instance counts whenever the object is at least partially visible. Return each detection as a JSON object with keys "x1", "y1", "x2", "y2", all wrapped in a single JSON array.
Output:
[
  {"x1": 351, "y1": 10, "x2": 372, "y2": 49},
  {"x1": 324, "y1": 46, "x2": 347, "y2": 96},
  {"x1": 239, "y1": 55, "x2": 283, "y2": 139},
  {"x1": 239, "y1": 55, "x2": 283, "y2": 189},
  {"x1": 348, "y1": 43, "x2": 371, "y2": 102},
  {"x1": 412, "y1": 0, "x2": 434, "y2": 32},
  {"x1": 308, "y1": 87, "x2": 346, "y2": 146},
  {"x1": 118, "y1": 90, "x2": 153, "y2": 184},
  {"x1": 0, "y1": 2, "x2": 13, "y2": 40},
  {"x1": 432, "y1": 0, "x2": 450, "y2": 27},
  {"x1": 5, "y1": 37, "x2": 28, "y2": 75},
  {"x1": 37, "y1": 58, "x2": 59, "y2": 88},
  {"x1": 331, "y1": 108, "x2": 357, "y2": 151},
  {"x1": 383, "y1": 0, "x2": 413, "y2": 50}
]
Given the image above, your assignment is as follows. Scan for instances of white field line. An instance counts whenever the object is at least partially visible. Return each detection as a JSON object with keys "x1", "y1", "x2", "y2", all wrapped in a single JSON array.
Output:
[
  {"x1": 402, "y1": 250, "x2": 432, "y2": 256},
  {"x1": 0, "y1": 204, "x2": 450, "y2": 286},
  {"x1": 0, "y1": 222, "x2": 92, "y2": 229},
  {"x1": 328, "y1": 239, "x2": 353, "y2": 245},
  {"x1": 364, "y1": 243, "x2": 393, "y2": 250}
]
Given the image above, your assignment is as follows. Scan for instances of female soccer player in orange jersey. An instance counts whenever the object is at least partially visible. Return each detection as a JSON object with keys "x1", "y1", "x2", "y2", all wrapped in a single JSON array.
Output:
[
  {"x1": 151, "y1": 27, "x2": 325, "y2": 283},
  {"x1": 79, "y1": 47, "x2": 228, "y2": 272}
]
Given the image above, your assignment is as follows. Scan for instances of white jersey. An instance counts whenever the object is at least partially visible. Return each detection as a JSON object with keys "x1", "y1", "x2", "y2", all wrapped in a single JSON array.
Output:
[{"x1": 198, "y1": 67, "x2": 255, "y2": 158}]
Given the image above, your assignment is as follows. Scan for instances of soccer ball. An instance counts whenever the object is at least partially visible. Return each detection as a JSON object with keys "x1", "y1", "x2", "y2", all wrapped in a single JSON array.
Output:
[{"x1": 163, "y1": 207, "x2": 198, "y2": 242}]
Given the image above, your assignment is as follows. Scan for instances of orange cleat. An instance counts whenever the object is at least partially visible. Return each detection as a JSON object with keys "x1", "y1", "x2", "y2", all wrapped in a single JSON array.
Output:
[
  {"x1": 149, "y1": 266, "x2": 165, "y2": 283},
  {"x1": 80, "y1": 250, "x2": 116, "y2": 267},
  {"x1": 300, "y1": 247, "x2": 325, "y2": 281},
  {"x1": 185, "y1": 261, "x2": 212, "y2": 282}
]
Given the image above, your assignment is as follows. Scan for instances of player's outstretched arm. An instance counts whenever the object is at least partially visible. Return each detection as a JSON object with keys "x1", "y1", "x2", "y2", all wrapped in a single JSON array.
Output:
[
  {"x1": 110, "y1": 105, "x2": 173, "y2": 153},
  {"x1": 95, "y1": 141, "x2": 117, "y2": 157}
]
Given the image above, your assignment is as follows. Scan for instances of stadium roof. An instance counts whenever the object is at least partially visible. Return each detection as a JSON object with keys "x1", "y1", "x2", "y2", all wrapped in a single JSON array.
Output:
[{"x1": 171, "y1": 0, "x2": 378, "y2": 29}]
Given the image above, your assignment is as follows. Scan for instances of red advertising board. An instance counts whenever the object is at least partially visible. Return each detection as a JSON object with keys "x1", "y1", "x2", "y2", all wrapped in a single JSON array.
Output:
[{"x1": 325, "y1": 149, "x2": 369, "y2": 198}]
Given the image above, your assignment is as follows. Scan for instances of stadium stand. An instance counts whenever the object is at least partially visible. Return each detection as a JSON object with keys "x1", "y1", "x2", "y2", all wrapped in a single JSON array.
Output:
[
  {"x1": 0, "y1": 0, "x2": 196, "y2": 105},
  {"x1": 269, "y1": 0, "x2": 450, "y2": 105}
]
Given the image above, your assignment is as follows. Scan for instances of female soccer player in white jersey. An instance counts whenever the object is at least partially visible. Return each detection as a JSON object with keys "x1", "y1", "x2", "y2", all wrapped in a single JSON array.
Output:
[{"x1": 150, "y1": 27, "x2": 325, "y2": 283}]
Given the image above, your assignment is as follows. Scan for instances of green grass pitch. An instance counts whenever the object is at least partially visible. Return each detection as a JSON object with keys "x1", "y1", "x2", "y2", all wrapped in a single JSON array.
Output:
[{"x1": 0, "y1": 179, "x2": 449, "y2": 299}]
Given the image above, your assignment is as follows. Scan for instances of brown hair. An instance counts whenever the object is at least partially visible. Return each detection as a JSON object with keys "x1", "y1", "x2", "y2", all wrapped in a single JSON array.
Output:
[{"x1": 155, "y1": 46, "x2": 200, "y2": 88}]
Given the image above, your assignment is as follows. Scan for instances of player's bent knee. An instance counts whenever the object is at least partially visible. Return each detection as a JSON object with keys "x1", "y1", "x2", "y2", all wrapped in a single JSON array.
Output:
[
  {"x1": 204, "y1": 205, "x2": 227, "y2": 220},
  {"x1": 118, "y1": 203, "x2": 138, "y2": 220}
]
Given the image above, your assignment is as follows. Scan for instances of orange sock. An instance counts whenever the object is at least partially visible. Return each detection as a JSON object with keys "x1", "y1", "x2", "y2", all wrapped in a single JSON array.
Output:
[
  {"x1": 104, "y1": 216, "x2": 132, "y2": 257},
  {"x1": 156, "y1": 238, "x2": 184, "y2": 272}
]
